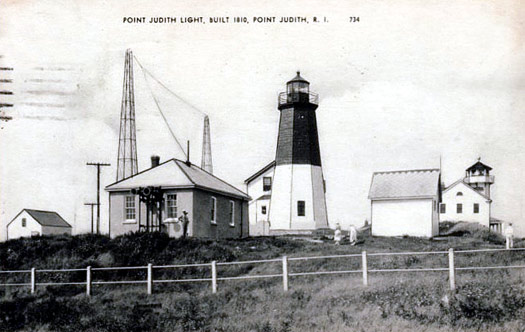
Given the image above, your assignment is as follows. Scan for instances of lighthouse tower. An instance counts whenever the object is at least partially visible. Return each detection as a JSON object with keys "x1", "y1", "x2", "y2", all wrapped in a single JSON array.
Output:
[{"x1": 268, "y1": 72, "x2": 329, "y2": 232}]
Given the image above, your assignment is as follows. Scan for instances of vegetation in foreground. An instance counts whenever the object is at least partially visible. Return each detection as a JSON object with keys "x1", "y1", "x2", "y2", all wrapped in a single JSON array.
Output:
[{"x1": 0, "y1": 226, "x2": 524, "y2": 331}]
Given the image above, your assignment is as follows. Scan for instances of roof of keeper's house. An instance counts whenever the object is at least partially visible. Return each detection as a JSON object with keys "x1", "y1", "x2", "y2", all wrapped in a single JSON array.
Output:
[
  {"x1": 105, "y1": 158, "x2": 250, "y2": 200},
  {"x1": 8, "y1": 209, "x2": 72, "y2": 228},
  {"x1": 368, "y1": 169, "x2": 441, "y2": 200}
]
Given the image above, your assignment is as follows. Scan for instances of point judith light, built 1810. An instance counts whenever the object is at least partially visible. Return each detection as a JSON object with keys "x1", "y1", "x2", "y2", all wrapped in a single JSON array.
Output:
[{"x1": 246, "y1": 72, "x2": 329, "y2": 235}]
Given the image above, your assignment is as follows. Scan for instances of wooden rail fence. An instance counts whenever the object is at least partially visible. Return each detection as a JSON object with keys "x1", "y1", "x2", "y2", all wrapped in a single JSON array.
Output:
[{"x1": 1, "y1": 247, "x2": 524, "y2": 296}]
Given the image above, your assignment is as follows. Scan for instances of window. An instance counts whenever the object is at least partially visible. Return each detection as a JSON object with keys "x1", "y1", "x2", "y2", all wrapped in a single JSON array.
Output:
[
  {"x1": 440, "y1": 204, "x2": 446, "y2": 214},
  {"x1": 457, "y1": 203, "x2": 463, "y2": 214},
  {"x1": 456, "y1": 192, "x2": 463, "y2": 196},
  {"x1": 229, "y1": 201, "x2": 235, "y2": 226},
  {"x1": 211, "y1": 197, "x2": 217, "y2": 223},
  {"x1": 125, "y1": 196, "x2": 136, "y2": 220},
  {"x1": 261, "y1": 205, "x2": 267, "y2": 215},
  {"x1": 21, "y1": 218, "x2": 26, "y2": 227},
  {"x1": 263, "y1": 177, "x2": 272, "y2": 191},
  {"x1": 166, "y1": 194, "x2": 177, "y2": 218},
  {"x1": 297, "y1": 201, "x2": 305, "y2": 216},
  {"x1": 473, "y1": 203, "x2": 479, "y2": 214}
]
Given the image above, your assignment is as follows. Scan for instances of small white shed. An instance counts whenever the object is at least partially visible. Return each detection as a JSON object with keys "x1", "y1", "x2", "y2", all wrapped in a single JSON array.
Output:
[
  {"x1": 6, "y1": 209, "x2": 72, "y2": 240},
  {"x1": 368, "y1": 169, "x2": 441, "y2": 238}
]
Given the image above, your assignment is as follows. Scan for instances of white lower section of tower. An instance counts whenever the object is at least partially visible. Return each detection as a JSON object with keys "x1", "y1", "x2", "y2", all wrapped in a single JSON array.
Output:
[{"x1": 269, "y1": 164, "x2": 328, "y2": 231}]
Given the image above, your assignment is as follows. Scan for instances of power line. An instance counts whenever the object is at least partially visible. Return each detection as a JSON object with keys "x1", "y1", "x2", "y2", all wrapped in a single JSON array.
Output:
[
  {"x1": 133, "y1": 55, "x2": 207, "y2": 117},
  {"x1": 133, "y1": 57, "x2": 188, "y2": 158}
]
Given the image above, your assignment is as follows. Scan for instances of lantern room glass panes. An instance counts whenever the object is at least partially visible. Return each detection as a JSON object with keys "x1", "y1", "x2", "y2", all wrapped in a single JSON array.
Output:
[{"x1": 287, "y1": 81, "x2": 309, "y2": 94}]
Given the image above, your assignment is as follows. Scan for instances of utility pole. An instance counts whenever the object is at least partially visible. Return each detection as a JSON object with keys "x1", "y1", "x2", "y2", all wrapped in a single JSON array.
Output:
[
  {"x1": 87, "y1": 162, "x2": 111, "y2": 234},
  {"x1": 84, "y1": 202, "x2": 97, "y2": 234}
]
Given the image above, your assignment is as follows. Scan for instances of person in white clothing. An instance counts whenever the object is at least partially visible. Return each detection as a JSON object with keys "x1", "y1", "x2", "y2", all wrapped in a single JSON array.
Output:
[
  {"x1": 334, "y1": 223, "x2": 342, "y2": 245},
  {"x1": 505, "y1": 223, "x2": 514, "y2": 249},
  {"x1": 349, "y1": 225, "x2": 357, "y2": 246}
]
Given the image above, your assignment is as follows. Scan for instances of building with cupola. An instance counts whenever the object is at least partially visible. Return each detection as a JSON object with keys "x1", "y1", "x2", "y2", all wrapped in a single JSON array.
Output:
[{"x1": 440, "y1": 159, "x2": 500, "y2": 232}]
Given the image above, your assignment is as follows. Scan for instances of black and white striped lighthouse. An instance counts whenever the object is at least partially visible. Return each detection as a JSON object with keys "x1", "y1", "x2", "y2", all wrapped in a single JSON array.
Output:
[{"x1": 269, "y1": 72, "x2": 329, "y2": 231}]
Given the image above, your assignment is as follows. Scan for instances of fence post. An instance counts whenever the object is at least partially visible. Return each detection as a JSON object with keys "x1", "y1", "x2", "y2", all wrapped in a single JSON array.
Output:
[
  {"x1": 362, "y1": 251, "x2": 368, "y2": 287},
  {"x1": 147, "y1": 263, "x2": 153, "y2": 295},
  {"x1": 86, "y1": 266, "x2": 92, "y2": 296},
  {"x1": 448, "y1": 248, "x2": 455, "y2": 291},
  {"x1": 282, "y1": 256, "x2": 288, "y2": 292},
  {"x1": 30, "y1": 268, "x2": 36, "y2": 294},
  {"x1": 211, "y1": 261, "x2": 217, "y2": 294}
]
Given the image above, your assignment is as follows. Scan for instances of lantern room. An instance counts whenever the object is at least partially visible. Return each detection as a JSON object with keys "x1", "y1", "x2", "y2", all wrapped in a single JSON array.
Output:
[
  {"x1": 278, "y1": 71, "x2": 319, "y2": 108},
  {"x1": 287, "y1": 71, "x2": 310, "y2": 94}
]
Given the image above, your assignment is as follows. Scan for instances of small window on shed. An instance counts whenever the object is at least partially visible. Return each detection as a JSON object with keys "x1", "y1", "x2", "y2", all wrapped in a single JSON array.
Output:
[
  {"x1": 22, "y1": 218, "x2": 26, "y2": 227},
  {"x1": 166, "y1": 194, "x2": 178, "y2": 219},
  {"x1": 440, "y1": 203, "x2": 446, "y2": 214},
  {"x1": 211, "y1": 197, "x2": 217, "y2": 223},
  {"x1": 457, "y1": 203, "x2": 463, "y2": 214},
  {"x1": 456, "y1": 192, "x2": 463, "y2": 196},
  {"x1": 473, "y1": 203, "x2": 480, "y2": 214},
  {"x1": 125, "y1": 196, "x2": 136, "y2": 220},
  {"x1": 229, "y1": 201, "x2": 235, "y2": 226},
  {"x1": 261, "y1": 206, "x2": 267, "y2": 215}
]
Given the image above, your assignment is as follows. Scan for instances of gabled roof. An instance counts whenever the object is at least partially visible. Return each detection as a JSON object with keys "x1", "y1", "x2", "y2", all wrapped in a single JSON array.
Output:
[
  {"x1": 105, "y1": 158, "x2": 250, "y2": 200},
  {"x1": 244, "y1": 160, "x2": 276, "y2": 184},
  {"x1": 368, "y1": 169, "x2": 440, "y2": 200},
  {"x1": 8, "y1": 209, "x2": 71, "y2": 228},
  {"x1": 466, "y1": 160, "x2": 492, "y2": 172},
  {"x1": 443, "y1": 178, "x2": 491, "y2": 201}
]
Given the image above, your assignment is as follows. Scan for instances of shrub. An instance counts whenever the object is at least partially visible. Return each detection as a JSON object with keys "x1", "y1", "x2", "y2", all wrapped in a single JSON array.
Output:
[{"x1": 444, "y1": 282, "x2": 525, "y2": 327}]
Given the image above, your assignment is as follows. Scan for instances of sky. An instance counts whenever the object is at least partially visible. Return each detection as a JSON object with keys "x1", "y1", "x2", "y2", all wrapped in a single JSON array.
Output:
[{"x1": 0, "y1": 0, "x2": 523, "y2": 240}]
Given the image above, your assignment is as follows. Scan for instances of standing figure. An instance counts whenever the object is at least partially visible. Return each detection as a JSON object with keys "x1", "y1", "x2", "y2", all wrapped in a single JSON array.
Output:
[
  {"x1": 505, "y1": 222, "x2": 514, "y2": 249},
  {"x1": 178, "y1": 211, "x2": 190, "y2": 239},
  {"x1": 349, "y1": 225, "x2": 357, "y2": 246},
  {"x1": 334, "y1": 223, "x2": 342, "y2": 245}
]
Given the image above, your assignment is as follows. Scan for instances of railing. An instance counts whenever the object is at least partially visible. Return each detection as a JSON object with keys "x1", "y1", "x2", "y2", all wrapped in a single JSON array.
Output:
[
  {"x1": 278, "y1": 92, "x2": 319, "y2": 106},
  {"x1": 465, "y1": 175, "x2": 495, "y2": 184},
  {"x1": 1, "y1": 247, "x2": 525, "y2": 296}
]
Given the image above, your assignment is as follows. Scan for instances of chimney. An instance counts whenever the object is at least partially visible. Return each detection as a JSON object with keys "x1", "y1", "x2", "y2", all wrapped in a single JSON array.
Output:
[
  {"x1": 151, "y1": 155, "x2": 160, "y2": 168},
  {"x1": 185, "y1": 140, "x2": 191, "y2": 166}
]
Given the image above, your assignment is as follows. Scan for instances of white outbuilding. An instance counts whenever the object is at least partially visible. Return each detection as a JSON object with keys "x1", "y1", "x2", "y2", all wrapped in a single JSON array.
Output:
[
  {"x1": 6, "y1": 209, "x2": 72, "y2": 240},
  {"x1": 368, "y1": 169, "x2": 441, "y2": 238}
]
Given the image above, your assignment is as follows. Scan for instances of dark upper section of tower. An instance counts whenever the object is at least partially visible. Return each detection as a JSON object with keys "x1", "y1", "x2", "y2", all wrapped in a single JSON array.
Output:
[
  {"x1": 275, "y1": 72, "x2": 322, "y2": 166},
  {"x1": 278, "y1": 71, "x2": 319, "y2": 110}
]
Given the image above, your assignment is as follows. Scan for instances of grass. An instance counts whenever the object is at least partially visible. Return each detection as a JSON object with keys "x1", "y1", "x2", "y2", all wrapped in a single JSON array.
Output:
[{"x1": 0, "y1": 227, "x2": 524, "y2": 331}]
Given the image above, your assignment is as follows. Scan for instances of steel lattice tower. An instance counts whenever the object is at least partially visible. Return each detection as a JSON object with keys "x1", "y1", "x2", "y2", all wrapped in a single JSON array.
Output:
[
  {"x1": 201, "y1": 115, "x2": 213, "y2": 174},
  {"x1": 116, "y1": 49, "x2": 138, "y2": 181}
]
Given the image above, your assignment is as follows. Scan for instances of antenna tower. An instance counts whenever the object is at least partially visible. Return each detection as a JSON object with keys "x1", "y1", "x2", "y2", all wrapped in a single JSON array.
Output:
[
  {"x1": 201, "y1": 115, "x2": 213, "y2": 173},
  {"x1": 116, "y1": 49, "x2": 138, "y2": 181}
]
